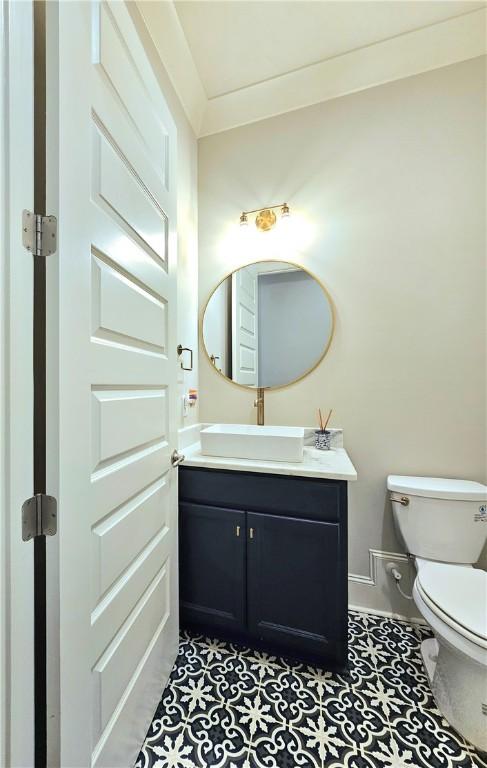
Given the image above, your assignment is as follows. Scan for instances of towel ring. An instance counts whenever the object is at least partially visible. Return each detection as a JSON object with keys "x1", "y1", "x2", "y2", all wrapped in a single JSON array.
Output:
[{"x1": 177, "y1": 344, "x2": 193, "y2": 371}]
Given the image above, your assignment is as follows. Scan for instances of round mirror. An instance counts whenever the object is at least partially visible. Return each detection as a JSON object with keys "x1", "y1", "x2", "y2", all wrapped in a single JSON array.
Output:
[{"x1": 202, "y1": 261, "x2": 334, "y2": 389}]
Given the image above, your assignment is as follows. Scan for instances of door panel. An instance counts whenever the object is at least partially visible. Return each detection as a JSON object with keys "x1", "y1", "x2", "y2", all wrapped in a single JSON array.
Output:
[
  {"x1": 91, "y1": 528, "x2": 169, "y2": 663},
  {"x1": 91, "y1": 477, "x2": 169, "y2": 601},
  {"x1": 95, "y1": 1, "x2": 169, "y2": 187},
  {"x1": 180, "y1": 503, "x2": 246, "y2": 632},
  {"x1": 46, "y1": 2, "x2": 178, "y2": 765},
  {"x1": 91, "y1": 386, "x2": 168, "y2": 469},
  {"x1": 247, "y1": 512, "x2": 342, "y2": 660},
  {"x1": 91, "y1": 254, "x2": 167, "y2": 352},
  {"x1": 232, "y1": 264, "x2": 259, "y2": 386},
  {"x1": 92, "y1": 564, "x2": 169, "y2": 743},
  {"x1": 95, "y1": 126, "x2": 168, "y2": 261}
]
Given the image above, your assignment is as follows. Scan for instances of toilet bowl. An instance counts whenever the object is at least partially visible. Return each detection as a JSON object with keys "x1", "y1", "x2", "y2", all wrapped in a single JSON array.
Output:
[
  {"x1": 413, "y1": 558, "x2": 487, "y2": 750},
  {"x1": 387, "y1": 475, "x2": 487, "y2": 750}
]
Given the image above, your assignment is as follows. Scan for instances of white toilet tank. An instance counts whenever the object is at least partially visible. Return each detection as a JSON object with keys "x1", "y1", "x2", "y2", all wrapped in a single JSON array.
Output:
[{"x1": 387, "y1": 475, "x2": 487, "y2": 564}]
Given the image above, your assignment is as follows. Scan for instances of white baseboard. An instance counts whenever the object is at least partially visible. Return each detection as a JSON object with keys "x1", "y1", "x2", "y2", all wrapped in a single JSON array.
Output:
[
  {"x1": 349, "y1": 603, "x2": 427, "y2": 624},
  {"x1": 348, "y1": 549, "x2": 422, "y2": 621}
]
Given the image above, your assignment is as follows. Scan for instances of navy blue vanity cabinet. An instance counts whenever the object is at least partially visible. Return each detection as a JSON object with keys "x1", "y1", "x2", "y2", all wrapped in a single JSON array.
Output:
[
  {"x1": 179, "y1": 466, "x2": 348, "y2": 669},
  {"x1": 179, "y1": 503, "x2": 246, "y2": 632},
  {"x1": 247, "y1": 512, "x2": 344, "y2": 665}
]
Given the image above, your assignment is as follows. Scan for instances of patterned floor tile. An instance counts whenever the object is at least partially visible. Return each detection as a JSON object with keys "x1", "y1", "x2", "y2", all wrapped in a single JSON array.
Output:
[
  {"x1": 137, "y1": 614, "x2": 482, "y2": 768},
  {"x1": 231, "y1": 690, "x2": 279, "y2": 740},
  {"x1": 325, "y1": 749, "x2": 388, "y2": 768},
  {"x1": 300, "y1": 663, "x2": 350, "y2": 701},
  {"x1": 143, "y1": 685, "x2": 189, "y2": 743},
  {"x1": 348, "y1": 611, "x2": 376, "y2": 640},
  {"x1": 350, "y1": 632, "x2": 396, "y2": 673},
  {"x1": 259, "y1": 668, "x2": 321, "y2": 727},
  {"x1": 389, "y1": 706, "x2": 474, "y2": 768},
  {"x1": 367, "y1": 617, "x2": 422, "y2": 662},
  {"x1": 251, "y1": 722, "x2": 321, "y2": 767},
  {"x1": 170, "y1": 675, "x2": 221, "y2": 719},
  {"x1": 296, "y1": 711, "x2": 364, "y2": 766},
  {"x1": 184, "y1": 705, "x2": 251, "y2": 767},
  {"x1": 355, "y1": 675, "x2": 407, "y2": 721},
  {"x1": 322, "y1": 686, "x2": 390, "y2": 753},
  {"x1": 205, "y1": 654, "x2": 261, "y2": 705},
  {"x1": 169, "y1": 639, "x2": 208, "y2": 686},
  {"x1": 470, "y1": 748, "x2": 487, "y2": 768},
  {"x1": 136, "y1": 724, "x2": 187, "y2": 768},
  {"x1": 364, "y1": 734, "x2": 431, "y2": 767},
  {"x1": 237, "y1": 647, "x2": 292, "y2": 683},
  {"x1": 376, "y1": 655, "x2": 436, "y2": 711},
  {"x1": 195, "y1": 636, "x2": 235, "y2": 664},
  {"x1": 181, "y1": 627, "x2": 206, "y2": 644}
]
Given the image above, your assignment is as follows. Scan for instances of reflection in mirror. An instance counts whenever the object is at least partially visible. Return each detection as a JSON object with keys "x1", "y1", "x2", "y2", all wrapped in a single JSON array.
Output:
[{"x1": 202, "y1": 261, "x2": 334, "y2": 389}]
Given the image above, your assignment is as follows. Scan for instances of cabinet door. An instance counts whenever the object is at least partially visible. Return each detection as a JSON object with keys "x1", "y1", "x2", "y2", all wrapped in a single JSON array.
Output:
[
  {"x1": 180, "y1": 503, "x2": 246, "y2": 632},
  {"x1": 247, "y1": 512, "x2": 345, "y2": 663}
]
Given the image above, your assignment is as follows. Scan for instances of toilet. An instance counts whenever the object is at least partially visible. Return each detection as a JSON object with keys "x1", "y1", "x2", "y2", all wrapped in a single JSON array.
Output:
[{"x1": 387, "y1": 475, "x2": 487, "y2": 750}]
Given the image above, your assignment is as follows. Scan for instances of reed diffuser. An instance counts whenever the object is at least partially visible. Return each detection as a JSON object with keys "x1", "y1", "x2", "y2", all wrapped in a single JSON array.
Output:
[{"x1": 315, "y1": 408, "x2": 333, "y2": 450}]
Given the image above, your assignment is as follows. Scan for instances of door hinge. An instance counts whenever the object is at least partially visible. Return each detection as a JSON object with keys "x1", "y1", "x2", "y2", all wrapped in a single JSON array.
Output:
[
  {"x1": 22, "y1": 494, "x2": 57, "y2": 541},
  {"x1": 22, "y1": 209, "x2": 57, "y2": 257}
]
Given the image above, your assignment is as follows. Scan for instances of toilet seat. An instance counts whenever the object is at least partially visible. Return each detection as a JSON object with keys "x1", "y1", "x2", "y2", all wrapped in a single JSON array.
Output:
[{"x1": 416, "y1": 561, "x2": 487, "y2": 648}]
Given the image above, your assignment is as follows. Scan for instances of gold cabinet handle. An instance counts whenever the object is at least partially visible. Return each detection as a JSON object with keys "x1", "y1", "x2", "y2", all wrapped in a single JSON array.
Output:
[{"x1": 236, "y1": 525, "x2": 240, "y2": 537}]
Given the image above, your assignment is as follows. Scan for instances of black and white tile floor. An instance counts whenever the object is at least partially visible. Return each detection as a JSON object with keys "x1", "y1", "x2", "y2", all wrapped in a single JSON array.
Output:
[{"x1": 136, "y1": 612, "x2": 486, "y2": 768}]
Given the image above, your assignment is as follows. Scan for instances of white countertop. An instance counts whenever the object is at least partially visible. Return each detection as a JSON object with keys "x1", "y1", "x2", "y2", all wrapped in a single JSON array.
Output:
[{"x1": 182, "y1": 442, "x2": 357, "y2": 481}]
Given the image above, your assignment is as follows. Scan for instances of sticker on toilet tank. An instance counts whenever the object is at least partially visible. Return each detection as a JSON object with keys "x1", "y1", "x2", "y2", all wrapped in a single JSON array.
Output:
[{"x1": 474, "y1": 504, "x2": 487, "y2": 522}]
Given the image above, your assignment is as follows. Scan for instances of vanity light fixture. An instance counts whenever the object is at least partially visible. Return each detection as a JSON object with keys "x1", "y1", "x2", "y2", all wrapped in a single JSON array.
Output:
[{"x1": 239, "y1": 203, "x2": 291, "y2": 231}]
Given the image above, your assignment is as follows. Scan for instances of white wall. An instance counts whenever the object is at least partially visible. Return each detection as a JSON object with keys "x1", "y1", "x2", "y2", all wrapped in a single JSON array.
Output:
[
  {"x1": 132, "y1": 3, "x2": 199, "y2": 435},
  {"x1": 198, "y1": 58, "x2": 487, "y2": 615}
]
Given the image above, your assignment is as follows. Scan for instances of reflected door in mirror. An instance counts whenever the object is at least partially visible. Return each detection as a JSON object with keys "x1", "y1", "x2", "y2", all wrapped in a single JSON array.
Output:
[{"x1": 202, "y1": 261, "x2": 334, "y2": 390}]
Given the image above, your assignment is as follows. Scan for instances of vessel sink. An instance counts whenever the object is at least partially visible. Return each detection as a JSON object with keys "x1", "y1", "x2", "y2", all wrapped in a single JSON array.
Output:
[{"x1": 200, "y1": 424, "x2": 305, "y2": 463}]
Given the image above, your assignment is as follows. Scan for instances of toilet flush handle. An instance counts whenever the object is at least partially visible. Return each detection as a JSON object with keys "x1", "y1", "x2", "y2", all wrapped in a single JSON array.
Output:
[{"x1": 392, "y1": 495, "x2": 410, "y2": 506}]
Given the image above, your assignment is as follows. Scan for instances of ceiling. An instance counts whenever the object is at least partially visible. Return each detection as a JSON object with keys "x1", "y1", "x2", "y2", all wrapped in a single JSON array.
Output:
[
  {"x1": 137, "y1": 1, "x2": 487, "y2": 136},
  {"x1": 174, "y1": 1, "x2": 483, "y2": 99}
]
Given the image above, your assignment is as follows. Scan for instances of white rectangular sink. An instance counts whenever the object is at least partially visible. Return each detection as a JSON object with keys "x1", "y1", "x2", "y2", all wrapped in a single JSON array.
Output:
[{"x1": 200, "y1": 424, "x2": 305, "y2": 463}]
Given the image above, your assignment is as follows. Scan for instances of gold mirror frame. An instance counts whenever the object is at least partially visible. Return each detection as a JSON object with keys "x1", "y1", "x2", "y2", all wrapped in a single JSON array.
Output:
[{"x1": 200, "y1": 259, "x2": 335, "y2": 392}]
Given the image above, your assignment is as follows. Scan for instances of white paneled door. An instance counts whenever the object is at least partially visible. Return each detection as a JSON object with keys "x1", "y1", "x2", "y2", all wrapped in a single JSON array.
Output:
[
  {"x1": 46, "y1": 2, "x2": 179, "y2": 766},
  {"x1": 232, "y1": 264, "x2": 259, "y2": 386}
]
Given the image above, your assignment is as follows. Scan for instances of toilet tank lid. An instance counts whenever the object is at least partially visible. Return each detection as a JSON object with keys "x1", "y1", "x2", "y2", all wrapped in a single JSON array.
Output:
[{"x1": 387, "y1": 475, "x2": 487, "y2": 501}]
